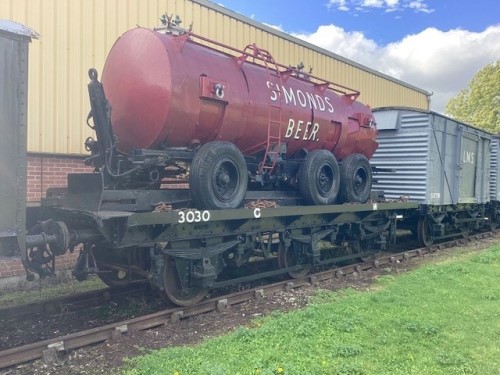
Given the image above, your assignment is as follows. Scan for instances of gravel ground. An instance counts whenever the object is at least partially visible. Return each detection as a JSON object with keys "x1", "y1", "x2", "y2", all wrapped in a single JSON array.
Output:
[{"x1": 2, "y1": 233, "x2": 498, "y2": 375}]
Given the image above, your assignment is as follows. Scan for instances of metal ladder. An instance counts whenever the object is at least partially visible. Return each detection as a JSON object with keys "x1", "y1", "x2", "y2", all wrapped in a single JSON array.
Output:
[{"x1": 244, "y1": 44, "x2": 284, "y2": 174}]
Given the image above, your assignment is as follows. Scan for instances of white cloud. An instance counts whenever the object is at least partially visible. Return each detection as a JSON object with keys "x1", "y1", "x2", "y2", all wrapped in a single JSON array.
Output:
[
  {"x1": 385, "y1": 0, "x2": 400, "y2": 6},
  {"x1": 292, "y1": 24, "x2": 500, "y2": 112},
  {"x1": 326, "y1": 0, "x2": 350, "y2": 11},
  {"x1": 361, "y1": 0, "x2": 385, "y2": 8},
  {"x1": 263, "y1": 23, "x2": 285, "y2": 32},
  {"x1": 407, "y1": 0, "x2": 433, "y2": 13},
  {"x1": 326, "y1": 0, "x2": 433, "y2": 13},
  {"x1": 293, "y1": 25, "x2": 379, "y2": 65}
]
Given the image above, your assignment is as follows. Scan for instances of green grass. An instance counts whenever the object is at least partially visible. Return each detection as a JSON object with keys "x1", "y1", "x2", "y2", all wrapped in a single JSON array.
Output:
[{"x1": 123, "y1": 245, "x2": 500, "y2": 375}]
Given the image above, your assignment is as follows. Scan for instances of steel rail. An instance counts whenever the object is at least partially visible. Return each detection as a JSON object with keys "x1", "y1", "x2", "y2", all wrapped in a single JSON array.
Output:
[{"x1": 0, "y1": 231, "x2": 493, "y2": 369}]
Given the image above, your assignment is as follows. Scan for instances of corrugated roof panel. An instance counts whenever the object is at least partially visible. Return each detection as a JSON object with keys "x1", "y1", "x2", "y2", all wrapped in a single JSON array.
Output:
[{"x1": 0, "y1": 19, "x2": 39, "y2": 38}]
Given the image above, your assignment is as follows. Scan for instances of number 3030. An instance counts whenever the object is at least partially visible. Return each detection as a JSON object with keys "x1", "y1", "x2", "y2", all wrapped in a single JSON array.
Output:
[{"x1": 178, "y1": 210, "x2": 211, "y2": 223}]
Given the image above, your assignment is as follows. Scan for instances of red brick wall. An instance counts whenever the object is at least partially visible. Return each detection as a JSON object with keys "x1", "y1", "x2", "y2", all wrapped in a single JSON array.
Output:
[
  {"x1": 0, "y1": 154, "x2": 92, "y2": 283},
  {"x1": 27, "y1": 153, "x2": 93, "y2": 202},
  {"x1": 0, "y1": 252, "x2": 80, "y2": 279},
  {"x1": 0, "y1": 257, "x2": 26, "y2": 278}
]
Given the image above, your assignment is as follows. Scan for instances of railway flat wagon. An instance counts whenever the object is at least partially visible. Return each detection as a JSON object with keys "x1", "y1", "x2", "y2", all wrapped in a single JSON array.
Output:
[
  {"x1": 0, "y1": 19, "x2": 414, "y2": 304},
  {"x1": 0, "y1": 20, "x2": 38, "y2": 257},
  {"x1": 371, "y1": 107, "x2": 492, "y2": 245}
]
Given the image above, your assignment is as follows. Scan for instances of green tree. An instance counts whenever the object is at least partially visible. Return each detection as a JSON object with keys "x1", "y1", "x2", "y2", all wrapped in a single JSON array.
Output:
[{"x1": 446, "y1": 61, "x2": 500, "y2": 133}]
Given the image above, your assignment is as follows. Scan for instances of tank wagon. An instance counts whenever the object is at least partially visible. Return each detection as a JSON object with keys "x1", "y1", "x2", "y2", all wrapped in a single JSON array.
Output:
[
  {"x1": 83, "y1": 16, "x2": 378, "y2": 209},
  {"x1": 3, "y1": 17, "x2": 499, "y2": 307}
]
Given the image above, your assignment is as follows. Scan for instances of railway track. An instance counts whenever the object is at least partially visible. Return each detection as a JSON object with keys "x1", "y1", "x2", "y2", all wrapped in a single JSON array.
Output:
[{"x1": 0, "y1": 231, "x2": 493, "y2": 370}]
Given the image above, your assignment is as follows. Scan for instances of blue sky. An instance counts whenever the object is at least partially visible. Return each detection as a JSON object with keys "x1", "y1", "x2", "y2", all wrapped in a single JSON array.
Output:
[{"x1": 216, "y1": 0, "x2": 500, "y2": 112}]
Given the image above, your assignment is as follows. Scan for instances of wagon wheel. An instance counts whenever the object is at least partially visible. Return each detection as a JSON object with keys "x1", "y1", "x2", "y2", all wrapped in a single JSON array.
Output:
[
  {"x1": 24, "y1": 221, "x2": 69, "y2": 279},
  {"x1": 189, "y1": 141, "x2": 248, "y2": 209},
  {"x1": 299, "y1": 149, "x2": 340, "y2": 205},
  {"x1": 96, "y1": 264, "x2": 129, "y2": 287},
  {"x1": 417, "y1": 216, "x2": 434, "y2": 247},
  {"x1": 350, "y1": 239, "x2": 375, "y2": 262},
  {"x1": 486, "y1": 212, "x2": 497, "y2": 231},
  {"x1": 339, "y1": 153, "x2": 372, "y2": 203},
  {"x1": 163, "y1": 255, "x2": 208, "y2": 307},
  {"x1": 277, "y1": 241, "x2": 312, "y2": 279},
  {"x1": 94, "y1": 247, "x2": 148, "y2": 288},
  {"x1": 96, "y1": 263, "x2": 145, "y2": 288}
]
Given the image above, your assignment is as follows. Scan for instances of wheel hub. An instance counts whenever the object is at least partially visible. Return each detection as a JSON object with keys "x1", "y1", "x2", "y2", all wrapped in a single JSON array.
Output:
[{"x1": 218, "y1": 169, "x2": 231, "y2": 186}]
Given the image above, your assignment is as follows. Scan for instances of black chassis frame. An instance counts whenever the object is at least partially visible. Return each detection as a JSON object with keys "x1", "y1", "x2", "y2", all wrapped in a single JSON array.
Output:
[{"x1": 34, "y1": 200, "x2": 418, "y2": 291}]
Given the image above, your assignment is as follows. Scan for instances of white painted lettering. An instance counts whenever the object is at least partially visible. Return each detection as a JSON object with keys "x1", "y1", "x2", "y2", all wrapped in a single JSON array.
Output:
[
  {"x1": 285, "y1": 118, "x2": 321, "y2": 142},
  {"x1": 178, "y1": 210, "x2": 211, "y2": 223},
  {"x1": 267, "y1": 81, "x2": 279, "y2": 102},
  {"x1": 297, "y1": 90, "x2": 307, "y2": 107},
  {"x1": 315, "y1": 95, "x2": 326, "y2": 111},
  {"x1": 325, "y1": 97, "x2": 334, "y2": 113},
  {"x1": 463, "y1": 151, "x2": 475, "y2": 164},
  {"x1": 285, "y1": 118, "x2": 295, "y2": 138},
  {"x1": 283, "y1": 86, "x2": 296, "y2": 106},
  {"x1": 266, "y1": 82, "x2": 339, "y2": 114},
  {"x1": 294, "y1": 120, "x2": 304, "y2": 139},
  {"x1": 302, "y1": 122, "x2": 311, "y2": 140},
  {"x1": 309, "y1": 122, "x2": 320, "y2": 141},
  {"x1": 306, "y1": 92, "x2": 317, "y2": 110}
]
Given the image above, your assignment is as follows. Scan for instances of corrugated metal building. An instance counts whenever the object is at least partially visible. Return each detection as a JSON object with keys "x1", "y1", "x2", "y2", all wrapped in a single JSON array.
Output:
[{"x1": 0, "y1": 0, "x2": 430, "y2": 200}]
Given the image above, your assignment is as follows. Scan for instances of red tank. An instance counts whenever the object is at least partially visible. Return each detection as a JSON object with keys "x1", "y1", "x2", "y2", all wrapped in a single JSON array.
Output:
[{"x1": 101, "y1": 27, "x2": 378, "y2": 161}]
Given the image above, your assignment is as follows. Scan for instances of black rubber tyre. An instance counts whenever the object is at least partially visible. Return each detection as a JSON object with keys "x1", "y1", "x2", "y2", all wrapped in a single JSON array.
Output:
[
  {"x1": 338, "y1": 153, "x2": 372, "y2": 203},
  {"x1": 299, "y1": 149, "x2": 340, "y2": 205},
  {"x1": 189, "y1": 141, "x2": 248, "y2": 209}
]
